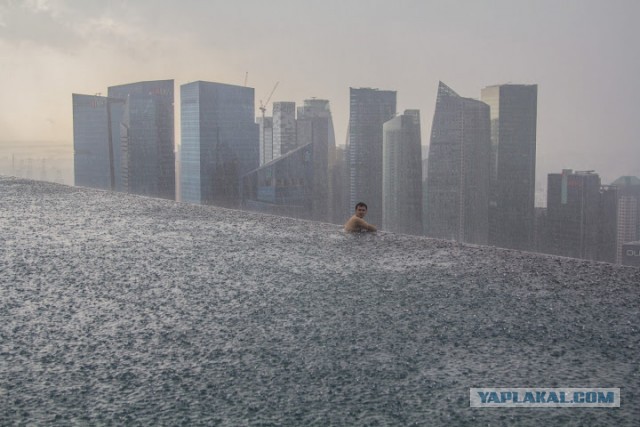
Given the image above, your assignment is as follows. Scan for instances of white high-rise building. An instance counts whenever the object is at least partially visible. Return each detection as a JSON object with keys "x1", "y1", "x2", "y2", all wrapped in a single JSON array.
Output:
[
  {"x1": 382, "y1": 110, "x2": 423, "y2": 235},
  {"x1": 257, "y1": 116, "x2": 273, "y2": 165},
  {"x1": 272, "y1": 102, "x2": 296, "y2": 159}
]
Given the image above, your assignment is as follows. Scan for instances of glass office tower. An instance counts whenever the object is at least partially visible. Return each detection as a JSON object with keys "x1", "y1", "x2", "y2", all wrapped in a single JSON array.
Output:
[
  {"x1": 180, "y1": 81, "x2": 259, "y2": 208},
  {"x1": 382, "y1": 110, "x2": 423, "y2": 235},
  {"x1": 72, "y1": 94, "x2": 125, "y2": 191},
  {"x1": 272, "y1": 102, "x2": 297, "y2": 159},
  {"x1": 257, "y1": 116, "x2": 274, "y2": 166},
  {"x1": 610, "y1": 175, "x2": 640, "y2": 263},
  {"x1": 426, "y1": 82, "x2": 491, "y2": 244},
  {"x1": 481, "y1": 84, "x2": 538, "y2": 250},
  {"x1": 545, "y1": 170, "x2": 617, "y2": 262},
  {"x1": 348, "y1": 87, "x2": 396, "y2": 226},
  {"x1": 108, "y1": 80, "x2": 175, "y2": 200}
]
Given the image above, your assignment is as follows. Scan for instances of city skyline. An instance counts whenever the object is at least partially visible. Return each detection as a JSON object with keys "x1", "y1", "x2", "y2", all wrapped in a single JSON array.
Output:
[
  {"x1": 1, "y1": 0, "x2": 639, "y2": 187},
  {"x1": 69, "y1": 75, "x2": 639, "y2": 264}
]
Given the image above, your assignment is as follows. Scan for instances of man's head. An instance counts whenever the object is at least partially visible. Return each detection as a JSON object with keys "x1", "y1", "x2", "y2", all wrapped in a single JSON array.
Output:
[{"x1": 354, "y1": 202, "x2": 368, "y2": 218}]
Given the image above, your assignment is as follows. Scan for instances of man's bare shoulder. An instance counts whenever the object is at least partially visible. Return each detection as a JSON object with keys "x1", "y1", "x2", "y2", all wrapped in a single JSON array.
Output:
[
  {"x1": 343, "y1": 215, "x2": 360, "y2": 232},
  {"x1": 344, "y1": 215, "x2": 376, "y2": 232}
]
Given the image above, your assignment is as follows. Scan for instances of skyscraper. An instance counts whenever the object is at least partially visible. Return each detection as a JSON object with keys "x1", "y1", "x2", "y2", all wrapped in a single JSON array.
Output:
[
  {"x1": 296, "y1": 99, "x2": 334, "y2": 147},
  {"x1": 421, "y1": 157, "x2": 429, "y2": 235},
  {"x1": 333, "y1": 145, "x2": 350, "y2": 225},
  {"x1": 180, "y1": 81, "x2": 259, "y2": 207},
  {"x1": 610, "y1": 176, "x2": 640, "y2": 263},
  {"x1": 481, "y1": 84, "x2": 538, "y2": 250},
  {"x1": 72, "y1": 94, "x2": 125, "y2": 191},
  {"x1": 544, "y1": 169, "x2": 617, "y2": 262},
  {"x1": 296, "y1": 99, "x2": 338, "y2": 221},
  {"x1": 108, "y1": 80, "x2": 175, "y2": 200},
  {"x1": 257, "y1": 116, "x2": 273, "y2": 166},
  {"x1": 426, "y1": 82, "x2": 491, "y2": 244},
  {"x1": 348, "y1": 88, "x2": 397, "y2": 226},
  {"x1": 599, "y1": 185, "x2": 619, "y2": 264},
  {"x1": 272, "y1": 102, "x2": 297, "y2": 159},
  {"x1": 382, "y1": 110, "x2": 423, "y2": 235}
]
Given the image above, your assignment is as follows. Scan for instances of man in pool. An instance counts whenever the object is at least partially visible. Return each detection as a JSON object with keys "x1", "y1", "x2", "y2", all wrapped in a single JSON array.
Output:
[{"x1": 344, "y1": 202, "x2": 377, "y2": 233}]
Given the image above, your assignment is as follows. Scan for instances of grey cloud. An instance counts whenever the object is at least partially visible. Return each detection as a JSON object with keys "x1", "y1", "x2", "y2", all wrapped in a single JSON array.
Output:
[
  {"x1": 0, "y1": 1, "x2": 162, "y2": 57},
  {"x1": 0, "y1": 1, "x2": 82, "y2": 51}
]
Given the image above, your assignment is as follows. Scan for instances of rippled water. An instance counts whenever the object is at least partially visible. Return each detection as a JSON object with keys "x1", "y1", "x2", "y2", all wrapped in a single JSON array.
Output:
[{"x1": 1, "y1": 177, "x2": 639, "y2": 425}]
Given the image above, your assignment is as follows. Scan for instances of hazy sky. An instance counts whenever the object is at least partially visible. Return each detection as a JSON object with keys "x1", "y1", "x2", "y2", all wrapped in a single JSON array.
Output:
[{"x1": 1, "y1": 0, "x2": 639, "y2": 185}]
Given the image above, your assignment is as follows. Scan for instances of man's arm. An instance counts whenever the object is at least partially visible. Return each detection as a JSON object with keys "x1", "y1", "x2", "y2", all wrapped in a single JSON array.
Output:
[{"x1": 356, "y1": 217, "x2": 377, "y2": 232}]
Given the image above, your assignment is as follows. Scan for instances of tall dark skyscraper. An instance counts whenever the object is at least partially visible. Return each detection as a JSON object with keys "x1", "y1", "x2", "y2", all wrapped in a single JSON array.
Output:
[
  {"x1": 347, "y1": 88, "x2": 396, "y2": 226},
  {"x1": 180, "y1": 81, "x2": 259, "y2": 208},
  {"x1": 599, "y1": 185, "x2": 619, "y2": 264},
  {"x1": 382, "y1": 110, "x2": 423, "y2": 235},
  {"x1": 72, "y1": 94, "x2": 125, "y2": 191},
  {"x1": 426, "y1": 82, "x2": 491, "y2": 244},
  {"x1": 333, "y1": 146, "x2": 350, "y2": 225},
  {"x1": 108, "y1": 80, "x2": 175, "y2": 200},
  {"x1": 421, "y1": 157, "x2": 429, "y2": 235},
  {"x1": 544, "y1": 169, "x2": 617, "y2": 262},
  {"x1": 296, "y1": 99, "x2": 338, "y2": 222},
  {"x1": 481, "y1": 84, "x2": 538, "y2": 251}
]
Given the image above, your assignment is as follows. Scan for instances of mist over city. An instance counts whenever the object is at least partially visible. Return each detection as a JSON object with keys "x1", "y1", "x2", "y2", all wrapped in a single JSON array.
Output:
[
  {"x1": 1, "y1": 1, "x2": 640, "y2": 425},
  {"x1": 1, "y1": 0, "x2": 639, "y2": 184}
]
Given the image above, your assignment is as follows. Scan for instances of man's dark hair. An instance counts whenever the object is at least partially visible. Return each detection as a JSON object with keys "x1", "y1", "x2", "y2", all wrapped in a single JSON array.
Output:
[{"x1": 355, "y1": 202, "x2": 368, "y2": 211}]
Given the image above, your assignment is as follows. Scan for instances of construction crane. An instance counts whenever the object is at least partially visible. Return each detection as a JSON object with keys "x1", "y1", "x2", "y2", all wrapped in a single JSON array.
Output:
[
  {"x1": 259, "y1": 82, "x2": 279, "y2": 118},
  {"x1": 258, "y1": 82, "x2": 279, "y2": 165}
]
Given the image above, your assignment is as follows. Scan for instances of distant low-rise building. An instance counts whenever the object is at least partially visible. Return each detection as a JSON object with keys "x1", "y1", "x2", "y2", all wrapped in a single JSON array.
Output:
[
  {"x1": 533, "y1": 207, "x2": 548, "y2": 253},
  {"x1": 621, "y1": 241, "x2": 640, "y2": 267}
]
